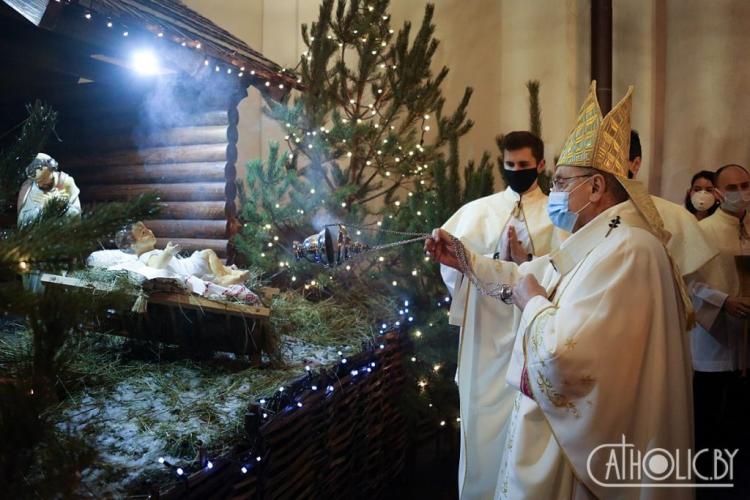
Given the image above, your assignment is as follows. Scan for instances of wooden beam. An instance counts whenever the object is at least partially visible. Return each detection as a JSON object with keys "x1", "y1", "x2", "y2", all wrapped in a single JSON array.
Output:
[
  {"x1": 649, "y1": 0, "x2": 667, "y2": 196},
  {"x1": 83, "y1": 201, "x2": 227, "y2": 220},
  {"x1": 60, "y1": 144, "x2": 226, "y2": 168},
  {"x1": 591, "y1": 0, "x2": 613, "y2": 113},
  {"x1": 40, "y1": 273, "x2": 270, "y2": 318},
  {"x1": 57, "y1": 126, "x2": 229, "y2": 151},
  {"x1": 142, "y1": 219, "x2": 227, "y2": 239},
  {"x1": 154, "y1": 237, "x2": 227, "y2": 257},
  {"x1": 80, "y1": 182, "x2": 226, "y2": 202},
  {"x1": 70, "y1": 162, "x2": 226, "y2": 184}
]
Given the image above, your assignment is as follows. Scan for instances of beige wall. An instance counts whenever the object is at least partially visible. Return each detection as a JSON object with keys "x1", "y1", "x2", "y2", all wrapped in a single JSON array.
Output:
[{"x1": 183, "y1": 0, "x2": 750, "y2": 204}]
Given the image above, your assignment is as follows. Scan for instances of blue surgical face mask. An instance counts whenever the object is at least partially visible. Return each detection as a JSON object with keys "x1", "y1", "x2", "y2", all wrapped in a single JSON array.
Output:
[
  {"x1": 547, "y1": 178, "x2": 593, "y2": 232},
  {"x1": 719, "y1": 189, "x2": 750, "y2": 213}
]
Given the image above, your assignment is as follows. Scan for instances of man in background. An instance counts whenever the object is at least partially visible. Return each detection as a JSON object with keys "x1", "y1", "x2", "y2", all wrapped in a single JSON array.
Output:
[{"x1": 690, "y1": 164, "x2": 750, "y2": 466}]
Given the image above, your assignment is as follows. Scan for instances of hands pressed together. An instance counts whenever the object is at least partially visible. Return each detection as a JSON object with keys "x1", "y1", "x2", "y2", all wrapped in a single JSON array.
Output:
[{"x1": 425, "y1": 228, "x2": 547, "y2": 310}]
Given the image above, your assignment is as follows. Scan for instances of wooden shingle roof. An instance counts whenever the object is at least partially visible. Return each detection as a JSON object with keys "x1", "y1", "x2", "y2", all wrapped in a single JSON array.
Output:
[{"x1": 1, "y1": 0, "x2": 299, "y2": 95}]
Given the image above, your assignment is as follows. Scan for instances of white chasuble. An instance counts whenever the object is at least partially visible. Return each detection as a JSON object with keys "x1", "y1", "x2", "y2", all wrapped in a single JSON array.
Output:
[
  {"x1": 441, "y1": 186, "x2": 562, "y2": 500},
  {"x1": 452, "y1": 201, "x2": 693, "y2": 500},
  {"x1": 648, "y1": 196, "x2": 718, "y2": 276}
]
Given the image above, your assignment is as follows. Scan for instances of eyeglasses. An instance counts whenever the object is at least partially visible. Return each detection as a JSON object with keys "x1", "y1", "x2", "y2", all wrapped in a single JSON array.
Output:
[{"x1": 551, "y1": 174, "x2": 594, "y2": 191}]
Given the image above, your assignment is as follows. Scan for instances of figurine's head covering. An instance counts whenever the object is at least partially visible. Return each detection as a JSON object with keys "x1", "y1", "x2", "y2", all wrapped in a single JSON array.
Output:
[
  {"x1": 25, "y1": 152, "x2": 58, "y2": 178},
  {"x1": 557, "y1": 81, "x2": 668, "y2": 243}
]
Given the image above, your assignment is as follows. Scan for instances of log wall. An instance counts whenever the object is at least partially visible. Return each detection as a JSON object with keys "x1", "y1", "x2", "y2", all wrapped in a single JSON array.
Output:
[{"x1": 45, "y1": 80, "x2": 246, "y2": 259}]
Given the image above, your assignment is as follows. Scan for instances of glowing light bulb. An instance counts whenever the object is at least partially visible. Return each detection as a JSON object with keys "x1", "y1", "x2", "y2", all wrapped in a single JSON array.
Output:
[{"x1": 131, "y1": 50, "x2": 160, "y2": 75}]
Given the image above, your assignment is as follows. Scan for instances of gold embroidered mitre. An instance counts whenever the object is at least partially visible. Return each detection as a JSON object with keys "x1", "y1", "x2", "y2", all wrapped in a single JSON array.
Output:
[
  {"x1": 557, "y1": 81, "x2": 666, "y2": 242},
  {"x1": 557, "y1": 81, "x2": 603, "y2": 169},
  {"x1": 557, "y1": 81, "x2": 694, "y2": 328},
  {"x1": 557, "y1": 81, "x2": 631, "y2": 178}
]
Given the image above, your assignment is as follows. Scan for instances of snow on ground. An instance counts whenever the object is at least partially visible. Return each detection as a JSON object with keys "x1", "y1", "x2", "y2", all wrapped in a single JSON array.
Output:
[{"x1": 52, "y1": 335, "x2": 349, "y2": 497}]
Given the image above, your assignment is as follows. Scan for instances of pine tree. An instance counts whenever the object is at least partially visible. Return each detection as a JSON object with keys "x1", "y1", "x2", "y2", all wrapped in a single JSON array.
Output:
[
  {"x1": 235, "y1": 0, "x2": 474, "y2": 275},
  {"x1": 236, "y1": 0, "x2": 496, "y2": 428}
]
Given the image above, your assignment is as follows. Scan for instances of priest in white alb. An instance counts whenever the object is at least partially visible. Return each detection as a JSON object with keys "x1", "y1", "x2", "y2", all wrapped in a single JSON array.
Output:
[
  {"x1": 428, "y1": 82, "x2": 694, "y2": 499},
  {"x1": 689, "y1": 163, "x2": 750, "y2": 459},
  {"x1": 440, "y1": 131, "x2": 563, "y2": 499}
]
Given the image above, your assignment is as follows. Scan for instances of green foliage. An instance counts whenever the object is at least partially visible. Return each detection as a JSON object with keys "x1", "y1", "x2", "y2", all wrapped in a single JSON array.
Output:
[
  {"x1": 0, "y1": 101, "x2": 58, "y2": 209},
  {"x1": 527, "y1": 80, "x2": 542, "y2": 138},
  {"x1": 237, "y1": 0, "x2": 496, "y2": 427},
  {"x1": 0, "y1": 103, "x2": 159, "y2": 494}
]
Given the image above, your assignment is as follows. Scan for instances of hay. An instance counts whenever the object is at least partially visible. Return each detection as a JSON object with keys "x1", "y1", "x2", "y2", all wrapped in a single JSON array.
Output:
[
  {"x1": 271, "y1": 287, "x2": 397, "y2": 347},
  {"x1": 0, "y1": 279, "x2": 396, "y2": 496}
]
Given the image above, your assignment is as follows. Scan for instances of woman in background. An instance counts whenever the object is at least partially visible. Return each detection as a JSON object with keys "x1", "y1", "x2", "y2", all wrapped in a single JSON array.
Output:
[{"x1": 685, "y1": 170, "x2": 719, "y2": 220}]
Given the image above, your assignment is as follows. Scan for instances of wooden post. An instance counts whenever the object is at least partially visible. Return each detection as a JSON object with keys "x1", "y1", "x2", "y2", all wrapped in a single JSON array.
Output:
[
  {"x1": 591, "y1": 0, "x2": 613, "y2": 113},
  {"x1": 225, "y1": 86, "x2": 247, "y2": 264}
]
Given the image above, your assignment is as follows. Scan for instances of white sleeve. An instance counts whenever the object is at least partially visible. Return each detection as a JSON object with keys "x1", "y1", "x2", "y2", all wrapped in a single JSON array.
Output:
[
  {"x1": 440, "y1": 264, "x2": 462, "y2": 298},
  {"x1": 688, "y1": 275, "x2": 728, "y2": 332}
]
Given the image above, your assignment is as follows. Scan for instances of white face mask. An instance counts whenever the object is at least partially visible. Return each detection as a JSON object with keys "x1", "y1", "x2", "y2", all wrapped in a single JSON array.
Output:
[{"x1": 690, "y1": 190, "x2": 715, "y2": 211}]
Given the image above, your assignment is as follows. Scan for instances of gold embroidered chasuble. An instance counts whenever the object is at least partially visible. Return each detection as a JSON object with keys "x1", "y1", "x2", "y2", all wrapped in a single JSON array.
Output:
[{"x1": 450, "y1": 201, "x2": 694, "y2": 499}]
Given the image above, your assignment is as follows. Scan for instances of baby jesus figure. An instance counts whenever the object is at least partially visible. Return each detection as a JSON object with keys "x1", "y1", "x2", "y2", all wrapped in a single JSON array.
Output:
[{"x1": 115, "y1": 221, "x2": 249, "y2": 286}]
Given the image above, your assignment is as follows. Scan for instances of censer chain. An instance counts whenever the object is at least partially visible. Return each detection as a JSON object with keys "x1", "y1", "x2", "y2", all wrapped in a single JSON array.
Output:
[{"x1": 329, "y1": 223, "x2": 513, "y2": 304}]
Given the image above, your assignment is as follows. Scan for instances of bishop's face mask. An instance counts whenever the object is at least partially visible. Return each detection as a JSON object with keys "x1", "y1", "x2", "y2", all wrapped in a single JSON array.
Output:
[
  {"x1": 718, "y1": 189, "x2": 750, "y2": 213},
  {"x1": 505, "y1": 167, "x2": 539, "y2": 194},
  {"x1": 547, "y1": 177, "x2": 593, "y2": 233}
]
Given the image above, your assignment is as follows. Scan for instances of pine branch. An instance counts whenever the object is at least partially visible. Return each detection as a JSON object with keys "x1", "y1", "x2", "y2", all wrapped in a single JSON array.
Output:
[
  {"x1": 0, "y1": 101, "x2": 58, "y2": 208},
  {"x1": 527, "y1": 80, "x2": 542, "y2": 138}
]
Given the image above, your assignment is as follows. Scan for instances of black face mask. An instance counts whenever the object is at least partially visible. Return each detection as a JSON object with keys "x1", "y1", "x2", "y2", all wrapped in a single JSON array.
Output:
[{"x1": 505, "y1": 168, "x2": 538, "y2": 194}]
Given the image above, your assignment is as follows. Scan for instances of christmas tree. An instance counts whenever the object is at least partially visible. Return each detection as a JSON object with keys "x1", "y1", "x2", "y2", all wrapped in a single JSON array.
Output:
[
  {"x1": 0, "y1": 102, "x2": 158, "y2": 495},
  {"x1": 236, "y1": 0, "x2": 497, "y2": 429}
]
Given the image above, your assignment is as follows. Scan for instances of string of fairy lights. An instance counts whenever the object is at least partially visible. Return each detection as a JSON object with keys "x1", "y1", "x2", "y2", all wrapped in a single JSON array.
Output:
[
  {"x1": 52, "y1": 0, "x2": 297, "y2": 88},
  {"x1": 49, "y1": 0, "x2": 459, "y2": 485}
]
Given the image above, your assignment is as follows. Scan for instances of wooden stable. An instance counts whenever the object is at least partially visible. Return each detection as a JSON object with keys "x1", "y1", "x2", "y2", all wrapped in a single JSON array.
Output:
[{"x1": 0, "y1": 0, "x2": 298, "y2": 259}]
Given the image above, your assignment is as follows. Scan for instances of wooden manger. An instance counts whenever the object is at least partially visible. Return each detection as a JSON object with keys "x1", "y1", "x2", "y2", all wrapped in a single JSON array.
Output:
[{"x1": 41, "y1": 273, "x2": 280, "y2": 362}]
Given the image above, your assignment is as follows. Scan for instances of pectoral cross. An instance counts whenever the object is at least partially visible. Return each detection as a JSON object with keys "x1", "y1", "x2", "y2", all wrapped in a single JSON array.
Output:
[{"x1": 605, "y1": 216, "x2": 621, "y2": 237}]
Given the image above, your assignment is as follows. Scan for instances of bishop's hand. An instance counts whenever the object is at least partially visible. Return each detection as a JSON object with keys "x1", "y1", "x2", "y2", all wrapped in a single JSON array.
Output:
[
  {"x1": 512, "y1": 274, "x2": 547, "y2": 310},
  {"x1": 425, "y1": 228, "x2": 461, "y2": 271}
]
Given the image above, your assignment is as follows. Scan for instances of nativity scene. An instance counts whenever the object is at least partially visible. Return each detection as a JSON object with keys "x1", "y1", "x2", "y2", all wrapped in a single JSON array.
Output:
[{"x1": 1, "y1": 0, "x2": 748, "y2": 499}]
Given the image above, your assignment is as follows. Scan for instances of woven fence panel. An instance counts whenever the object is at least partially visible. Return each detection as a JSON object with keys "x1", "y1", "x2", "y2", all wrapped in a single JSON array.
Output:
[{"x1": 160, "y1": 331, "x2": 408, "y2": 500}]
